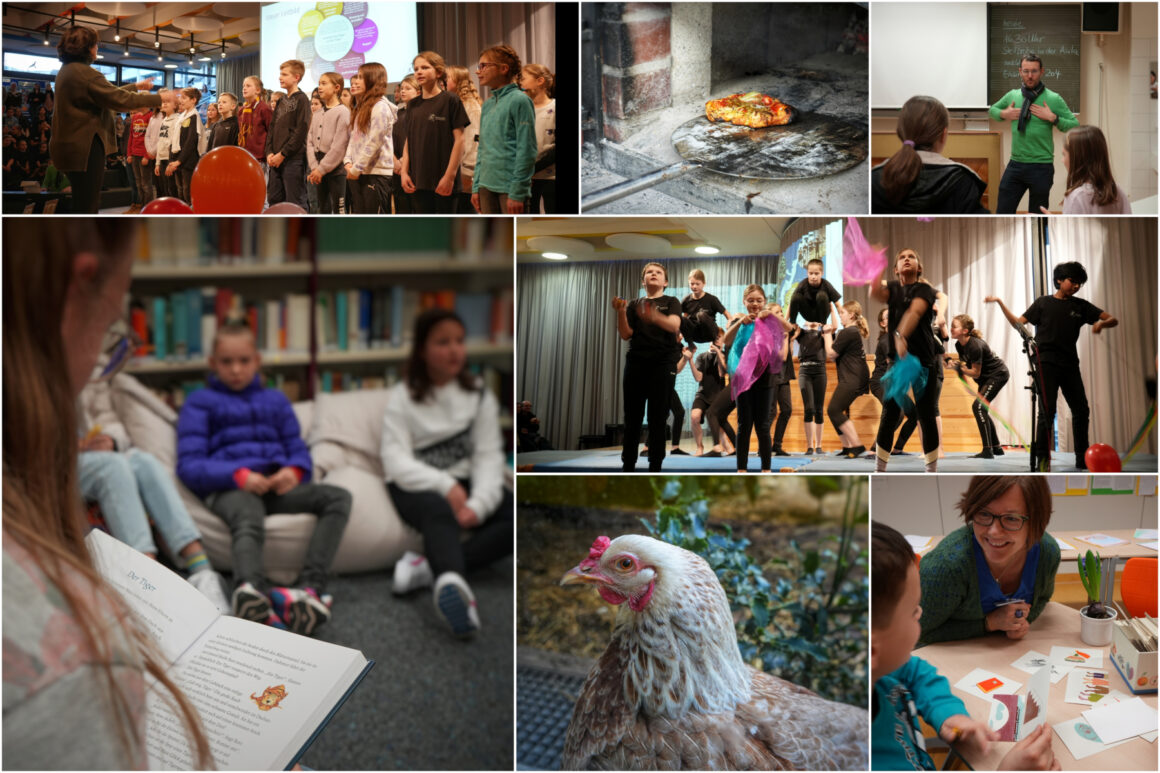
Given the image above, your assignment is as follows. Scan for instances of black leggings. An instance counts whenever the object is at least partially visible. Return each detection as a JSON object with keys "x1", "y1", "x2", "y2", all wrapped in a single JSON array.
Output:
[
  {"x1": 876, "y1": 361, "x2": 941, "y2": 462},
  {"x1": 736, "y1": 382, "x2": 773, "y2": 471},
  {"x1": 388, "y1": 482, "x2": 513, "y2": 579},
  {"x1": 771, "y1": 381, "x2": 792, "y2": 447},
  {"x1": 622, "y1": 356, "x2": 678, "y2": 471},
  {"x1": 799, "y1": 363, "x2": 827, "y2": 424},
  {"x1": 972, "y1": 372, "x2": 1009, "y2": 450},
  {"x1": 1037, "y1": 361, "x2": 1090, "y2": 462},
  {"x1": 667, "y1": 390, "x2": 685, "y2": 447},
  {"x1": 894, "y1": 374, "x2": 941, "y2": 450},
  {"x1": 710, "y1": 387, "x2": 737, "y2": 446},
  {"x1": 829, "y1": 380, "x2": 869, "y2": 434}
]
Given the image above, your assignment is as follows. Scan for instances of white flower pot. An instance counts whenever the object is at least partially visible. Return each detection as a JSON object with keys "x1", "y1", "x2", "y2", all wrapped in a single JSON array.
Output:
[{"x1": 1079, "y1": 604, "x2": 1118, "y2": 646}]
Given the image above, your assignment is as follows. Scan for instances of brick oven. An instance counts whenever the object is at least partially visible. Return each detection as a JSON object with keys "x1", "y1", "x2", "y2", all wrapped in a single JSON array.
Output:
[{"x1": 582, "y1": 2, "x2": 870, "y2": 214}]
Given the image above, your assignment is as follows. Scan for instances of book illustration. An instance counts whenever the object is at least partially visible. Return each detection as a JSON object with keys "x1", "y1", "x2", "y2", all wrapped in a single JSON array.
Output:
[
  {"x1": 990, "y1": 694, "x2": 1019, "y2": 741},
  {"x1": 251, "y1": 684, "x2": 289, "y2": 711},
  {"x1": 1064, "y1": 668, "x2": 1127, "y2": 706},
  {"x1": 1078, "y1": 533, "x2": 1128, "y2": 547},
  {"x1": 85, "y1": 529, "x2": 372, "y2": 770},
  {"x1": 1065, "y1": 650, "x2": 1091, "y2": 663},
  {"x1": 954, "y1": 668, "x2": 1021, "y2": 701}
]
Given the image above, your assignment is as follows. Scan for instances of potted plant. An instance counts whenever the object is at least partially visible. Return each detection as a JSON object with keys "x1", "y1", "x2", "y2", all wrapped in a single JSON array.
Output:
[{"x1": 1078, "y1": 549, "x2": 1117, "y2": 646}]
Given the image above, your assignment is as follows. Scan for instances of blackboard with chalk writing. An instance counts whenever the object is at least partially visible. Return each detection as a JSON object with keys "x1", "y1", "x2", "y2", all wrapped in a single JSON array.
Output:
[{"x1": 988, "y1": 4, "x2": 1082, "y2": 112}]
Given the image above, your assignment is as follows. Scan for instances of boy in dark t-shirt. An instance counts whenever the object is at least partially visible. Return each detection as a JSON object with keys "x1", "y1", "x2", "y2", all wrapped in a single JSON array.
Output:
[
  {"x1": 680, "y1": 268, "x2": 731, "y2": 345},
  {"x1": 986, "y1": 261, "x2": 1117, "y2": 470},
  {"x1": 789, "y1": 258, "x2": 842, "y2": 328},
  {"x1": 614, "y1": 262, "x2": 683, "y2": 472}
]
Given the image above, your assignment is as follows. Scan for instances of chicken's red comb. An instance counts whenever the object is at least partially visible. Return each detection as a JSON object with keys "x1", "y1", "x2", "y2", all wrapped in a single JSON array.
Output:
[{"x1": 589, "y1": 535, "x2": 612, "y2": 559}]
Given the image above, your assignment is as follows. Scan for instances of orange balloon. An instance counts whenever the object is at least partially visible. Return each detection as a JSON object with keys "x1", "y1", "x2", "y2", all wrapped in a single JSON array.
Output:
[
  {"x1": 1084, "y1": 443, "x2": 1122, "y2": 472},
  {"x1": 141, "y1": 196, "x2": 193, "y2": 214},
  {"x1": 190, "y1": 146, "x2": 266, "y2": 214}
]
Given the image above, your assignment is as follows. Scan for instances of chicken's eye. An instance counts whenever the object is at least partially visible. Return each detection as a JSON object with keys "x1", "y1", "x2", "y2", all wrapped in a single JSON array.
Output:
[{"x1": 615, "y1": 557, "x2": 634, "y2": 571}]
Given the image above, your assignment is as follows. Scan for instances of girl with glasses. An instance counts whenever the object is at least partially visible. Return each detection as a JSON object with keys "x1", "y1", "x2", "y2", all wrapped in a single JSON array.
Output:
[
  {"x1": 471, "y1": 45, "x2": 537, "y2": 215},
  {"x1": 916, "y1": 476, "x2": 1059, "y2": 646}
]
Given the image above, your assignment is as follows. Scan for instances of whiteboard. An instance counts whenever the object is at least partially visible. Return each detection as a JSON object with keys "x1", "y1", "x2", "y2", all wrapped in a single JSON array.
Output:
[{"x1": 872, "y1": 2, "x2": 990, "y2": 109}]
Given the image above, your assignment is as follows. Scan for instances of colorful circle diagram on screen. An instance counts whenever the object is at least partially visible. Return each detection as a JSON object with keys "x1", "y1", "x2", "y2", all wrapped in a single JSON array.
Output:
[{"x1": 294, "y1": 3, "x2": 378, "y2": 81}]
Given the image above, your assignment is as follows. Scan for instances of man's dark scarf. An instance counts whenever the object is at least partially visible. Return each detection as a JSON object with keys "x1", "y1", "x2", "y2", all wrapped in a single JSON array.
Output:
[{"x1": 1017, "y1": 81, "x2": 1046, "y2": 133}]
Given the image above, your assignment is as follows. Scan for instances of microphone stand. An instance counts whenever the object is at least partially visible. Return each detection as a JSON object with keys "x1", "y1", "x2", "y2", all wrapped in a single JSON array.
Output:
[{"x1": 1013, "y1": 321, "x2": 1044, "y2": 472}]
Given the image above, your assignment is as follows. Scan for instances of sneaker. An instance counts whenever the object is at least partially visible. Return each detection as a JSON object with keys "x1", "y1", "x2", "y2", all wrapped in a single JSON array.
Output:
[
  {"x1": 393, "y1": 550, "x2": 434, "y2": 595},
  {"x1": 269, "y1": 586, "x2": 331, "y2": 636},
  {"x1": 433, "y1": 572, "x2": 480, "y2": 638},
  {"x1": 232, "y1": 581, "x2": 273, "y2": 622},
  {"x1": 188, "y1": 569, "x2": 230, "y2": 614}
]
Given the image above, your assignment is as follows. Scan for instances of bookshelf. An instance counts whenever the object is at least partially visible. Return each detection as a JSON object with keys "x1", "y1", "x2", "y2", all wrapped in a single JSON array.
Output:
[{"x1": 125, "y1": 217, "x2": 514, "y2": 409}]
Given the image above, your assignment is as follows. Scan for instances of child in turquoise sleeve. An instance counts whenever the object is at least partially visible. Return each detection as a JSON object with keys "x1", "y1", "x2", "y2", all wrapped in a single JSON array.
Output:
[{"x1": 871, "y1": 522, "x2": 1058, "y2": 771}]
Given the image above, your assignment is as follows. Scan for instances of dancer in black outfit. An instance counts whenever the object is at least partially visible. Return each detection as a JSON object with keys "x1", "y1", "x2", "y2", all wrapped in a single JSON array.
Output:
[
  {"x1": 949, "y1": 314, "x2": 1010, "y2": 458},
  {"x1": 823, "y1": 301, "x2": 871, "y2": 457},
  {"x1": 797, "y1": 324, "x2": 827, "y2": 454},
  {"x1": 986, "y1": 261, "x2": 1117, "y2": 470},
  {"x1": 614, "y1": 262, "x2": 682, "y2": 472},
  {"x1": 690, "y1": 330, "x2": 727, "y2": 455},
  {"x1": 870, "y1": 248, "x2": 944, "y2": 472},
  {"x1": 769, "y1": 306, "x2": 799, "y2": 457},
  {"x1": 892, "y1": 293, "x2": 948, "y2": 456}
]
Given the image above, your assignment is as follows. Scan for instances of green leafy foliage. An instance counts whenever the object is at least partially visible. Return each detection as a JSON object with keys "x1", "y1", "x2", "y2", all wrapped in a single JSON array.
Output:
[
  {"x1": 642, "y1": 478, "x2": 868, "y2": 707},
  {"x1": 1078, "y1": 549, "x2": 1108, "y2": 618}
]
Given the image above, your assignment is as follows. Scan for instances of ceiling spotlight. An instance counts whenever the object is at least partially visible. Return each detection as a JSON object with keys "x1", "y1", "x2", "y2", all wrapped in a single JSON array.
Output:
[
  {"x1": 694, "y1": 245, "x2": 720, "y2": 255},
  {"x1": 154, "y1": 28, "x2": 160, "y2": 48},
  {"x1": 220, "y1": 40, "x2": 226, "y2": 59},
  {"x1": 43, "y1": 28, "x2": 50, "y2": 45},
  {"x1": 157, "y1": 51, "x2": 163, "y2": 61},
  {"x1": 164, "y1": 63, "x2": 178, "y2": 69},
  {"x1": 114, "y1": 20, "x2": 120, "y2": 42},
  {"x1": 187, "y1": 53, "x2": 195, "y2": 66},
  {"x1": 189, "y1": 33, "x2": 195, "y2": 55},
  {"x1": 542, "y1": 252, "x2": 568, "y2": 261},
  {"x1": 124, "y1": 39, "x2": 130, "y2": 56},
  {"x1": 199, "y1": 56, "x2": 212, "y2": 62}
]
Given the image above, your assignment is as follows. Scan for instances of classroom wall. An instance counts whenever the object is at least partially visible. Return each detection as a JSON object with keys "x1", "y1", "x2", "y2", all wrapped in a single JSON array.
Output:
[
  {"x1": 871, "y1": 3, "x2": 1156, "y2": 210},
  {"x1": 873, "y1": 476, "x2": 1158, "y2": 536}
]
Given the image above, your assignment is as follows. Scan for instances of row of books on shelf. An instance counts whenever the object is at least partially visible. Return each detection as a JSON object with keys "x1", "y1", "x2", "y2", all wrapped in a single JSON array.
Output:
[
  {"x1": 142, "y1": 367, "x2": 513, "y2": 411},
  {"x1": 134, "y1": 219, "x2": 514, "y2": 265},
  {"x1": 129, "y1": 286, "x2": 514, "y2": 362}
]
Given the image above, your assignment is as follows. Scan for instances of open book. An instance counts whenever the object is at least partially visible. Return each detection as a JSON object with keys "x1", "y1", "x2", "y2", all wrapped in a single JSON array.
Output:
[{"x1": 86, "y1": 529, "x2": 373, "y2": 770}]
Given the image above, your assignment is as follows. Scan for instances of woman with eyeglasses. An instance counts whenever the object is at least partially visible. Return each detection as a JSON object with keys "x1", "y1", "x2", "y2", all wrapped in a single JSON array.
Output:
[
  {"x1": 916, "y1": 476, "x2": 1059, "y2": 646},
  {"x1": 77, "y1": 332, "x2": 231, "y2": 614},
  {"x1": 3, "y1": 223, "x2": 211, "y2": 768}
]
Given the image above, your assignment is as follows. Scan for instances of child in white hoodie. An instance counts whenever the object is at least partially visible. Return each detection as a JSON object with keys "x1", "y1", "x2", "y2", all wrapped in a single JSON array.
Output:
[{"x1": 379, "y1": 308, "x2": 511, "y2": 639}]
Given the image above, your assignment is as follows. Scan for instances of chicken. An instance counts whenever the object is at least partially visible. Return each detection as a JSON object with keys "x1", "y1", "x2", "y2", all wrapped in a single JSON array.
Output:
[{"x1": 559, "y1": 534, "x2": 868, "y2": 771}]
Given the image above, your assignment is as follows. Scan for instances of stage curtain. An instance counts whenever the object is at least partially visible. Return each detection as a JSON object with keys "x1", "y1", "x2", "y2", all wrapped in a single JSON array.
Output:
[
  {"x1": 1049, "y1": 217, "x2": 1157, "y2": 455},
  {"x1": 518, "y1": 255, "x2": 780, "y2": 451},
  {"x1": 420, "y1": 2, "x2": 555, "y2": 97},
  {"x1": 216, "y1": 53, "x2": 258, "y2": 101}
]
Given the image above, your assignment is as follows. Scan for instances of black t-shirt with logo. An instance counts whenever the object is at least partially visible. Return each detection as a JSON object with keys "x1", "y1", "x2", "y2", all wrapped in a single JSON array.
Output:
[
  {"x1": 404, "y1": 90, "x2": 469, "y2": 190},
  {"x1": 955, "y1": 336, "x2": 1009, "y2": 382},
  {"x1": 1023, "y1": 295, "x2": 1103, "y2": 365},
  {"x1": 886, "y1": 280, "x2": 940, "y2": 366},
  {"x1": 832, "y1": 326, "x2": 870, "y2": 388}
]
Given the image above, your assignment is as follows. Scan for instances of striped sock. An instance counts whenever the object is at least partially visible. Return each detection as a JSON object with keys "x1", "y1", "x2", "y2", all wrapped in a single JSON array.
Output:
[{"x1": 184, "y1": 551, "x2": 210, "y2": 574}]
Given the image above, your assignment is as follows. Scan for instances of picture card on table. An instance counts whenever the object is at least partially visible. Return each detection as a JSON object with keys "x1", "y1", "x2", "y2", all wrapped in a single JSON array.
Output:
[
  {"x1": 1134, "y1": 528, "x2": 1159, "y2": 540},
  {"x1": 955, "y1": 668, "x2": 1022, "y2": 701},
  {"x1": 987, "y1": 666, "x2": 1049, "y2": 741},
  {"x1": 1078, "y1": 533, "x2": 1128, "y2": 547},
  {"x1": 1052, "y1": 718, "x2": 1131, "y2": 761},
  {"x1": 1049, "y1": 645, "x2": 1104, "y2": 671},
  {"x1": 1063, "y1": 668, "x2": 1128, "y2": 706},
  {"x1": 1082, "y1": 697, "x2": 1160, "y2": 745},
  {"x1": 1011, "y1": 650, "x2": 1068, "y2": 683}
]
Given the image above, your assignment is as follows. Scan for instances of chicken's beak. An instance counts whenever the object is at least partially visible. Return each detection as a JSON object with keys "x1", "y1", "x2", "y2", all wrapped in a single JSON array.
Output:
[{"x1": 560, "y1": 564, "x2": 612, "y2": 587}]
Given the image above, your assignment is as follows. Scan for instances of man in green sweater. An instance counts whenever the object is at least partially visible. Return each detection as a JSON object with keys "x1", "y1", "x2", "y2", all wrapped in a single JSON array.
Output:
[{"x1": 989, "y1": 53, "x2": 1078, "y2": 214}]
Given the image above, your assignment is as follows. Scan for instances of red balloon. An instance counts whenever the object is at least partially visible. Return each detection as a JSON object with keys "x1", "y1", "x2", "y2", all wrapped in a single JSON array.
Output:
[
  {"x1": 190, "y1": 146, "x2": 266, "y2": 214},
  {"x1": 1084, "y1": 443, "x2": 1122, "y2": 472},
  {"x1": 263, "y1": 202, "x2": 307, "y2": 215},
  {"x1": 140, "y1": 196, "x2": 193, "y2": 215}
]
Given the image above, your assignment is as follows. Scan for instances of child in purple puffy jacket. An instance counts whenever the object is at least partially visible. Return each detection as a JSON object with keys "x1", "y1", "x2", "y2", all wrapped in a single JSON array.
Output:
[{"x1": 177, "y1": 323, "x2": 351, "y2": 635}]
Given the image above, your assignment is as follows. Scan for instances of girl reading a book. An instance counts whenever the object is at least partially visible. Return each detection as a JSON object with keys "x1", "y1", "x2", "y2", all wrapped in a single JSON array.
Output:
[
  {"x1": 380, "y1": 308, "x2": 512, "y2": 638},
  {"x1": 3, "y1": 222, "x2": 211, "y2": 768}
]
